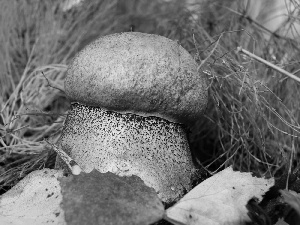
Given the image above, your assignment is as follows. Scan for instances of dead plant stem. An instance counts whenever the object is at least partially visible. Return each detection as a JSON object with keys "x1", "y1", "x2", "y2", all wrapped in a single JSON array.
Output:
[{"x1": 237, "y1": 47, "x2": 300, "y2": 83}]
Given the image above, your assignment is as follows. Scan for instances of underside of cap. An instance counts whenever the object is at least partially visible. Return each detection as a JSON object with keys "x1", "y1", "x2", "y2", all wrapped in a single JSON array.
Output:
[{"x1": 65, "y1": 32, "x2": 208, "y2": 124}]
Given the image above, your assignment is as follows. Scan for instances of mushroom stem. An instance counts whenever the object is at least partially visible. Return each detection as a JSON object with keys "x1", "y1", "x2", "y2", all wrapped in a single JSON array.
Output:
[{"x1": 56, "y1": 103, "x2": 195, "y2": 202}]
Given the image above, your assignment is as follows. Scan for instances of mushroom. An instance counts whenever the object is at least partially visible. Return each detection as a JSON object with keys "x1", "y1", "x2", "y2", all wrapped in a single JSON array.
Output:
[{"x1": 56, "y1": 32, "x2": 208, "y2": 202}]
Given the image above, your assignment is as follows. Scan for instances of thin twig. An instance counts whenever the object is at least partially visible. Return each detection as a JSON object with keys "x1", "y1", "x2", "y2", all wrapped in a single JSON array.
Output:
[
  {"x1": 237, "y1": 47, "x2": 300, "y2": 83},
  {"x1": 45, "y1": 139, "x2": 81, "y2": 175},
  {"x1": 41, "y1": 72, "x2": 65, "y2": 93}
]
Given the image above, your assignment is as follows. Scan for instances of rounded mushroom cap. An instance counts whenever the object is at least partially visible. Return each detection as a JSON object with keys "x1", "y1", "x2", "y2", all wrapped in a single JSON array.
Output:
[{"x1": 65, "y1": 32, "x2": 208, "y2": 124}]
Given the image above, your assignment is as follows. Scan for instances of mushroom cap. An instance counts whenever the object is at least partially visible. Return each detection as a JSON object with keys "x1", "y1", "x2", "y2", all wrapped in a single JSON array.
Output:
[{"x1": 65, "y1": 32, "x2": 208, "y2": 124}]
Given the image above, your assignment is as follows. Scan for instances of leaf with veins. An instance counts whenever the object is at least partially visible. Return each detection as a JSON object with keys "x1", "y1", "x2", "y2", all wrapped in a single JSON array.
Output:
[{"x1": 165, "y1": 166, "x2": 274, "y2": 225}]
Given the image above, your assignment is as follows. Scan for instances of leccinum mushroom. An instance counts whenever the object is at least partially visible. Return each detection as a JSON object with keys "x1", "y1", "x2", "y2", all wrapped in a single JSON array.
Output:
[{"x1": 56, "y1": 32, "x2": 208, "y2": 202}]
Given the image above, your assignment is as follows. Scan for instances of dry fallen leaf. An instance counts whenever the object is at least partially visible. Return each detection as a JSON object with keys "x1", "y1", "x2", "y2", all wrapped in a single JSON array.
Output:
[
  {"x1": 59, "y1": 170, "x2": 164, "y2": 225},
  {"x1": 280, "y1": 189, "x2": 300, "y2": 216},
  {"x1": 274, "y1": 218, "x2": 289, "y2": 225},
  {"x1": 0, "y1": 169, "x2": 164, "y2": 225},
  {"x1": 280, "y1": 189, "x2": 300, "y2": 225},
  {"x1": 0, "y1": 169, "x2": 65, "y2": 225},
  {"x1": 165, "y1": 166, "x2": 274, "y2": 225}
]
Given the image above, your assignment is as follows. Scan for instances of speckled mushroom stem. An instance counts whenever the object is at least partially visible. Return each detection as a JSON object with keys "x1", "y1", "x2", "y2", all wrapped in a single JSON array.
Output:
[{"x1": 56, "y1": 103, "x2": 195, "y2": 202}]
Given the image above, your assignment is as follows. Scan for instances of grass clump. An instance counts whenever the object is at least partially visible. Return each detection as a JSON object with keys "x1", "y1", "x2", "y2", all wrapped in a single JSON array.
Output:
[
  {"x1": 189, "y1": 0, "x2": 300, "y2": 177},
  {"x1": 0, "y1": 0, "x2": 118, "y2": 192},
  {"x1": 0, "y1": 0, "x2": 300, "y2": 196}
]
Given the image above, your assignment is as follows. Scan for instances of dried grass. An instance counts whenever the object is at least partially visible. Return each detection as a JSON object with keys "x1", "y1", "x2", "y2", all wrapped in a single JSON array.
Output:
[
  {"x1": 0, "y1": 0, "x2": 299, "y2": 194},
  {"x1": 189, "y1": 0, "x2": 300, "y2": 176}
]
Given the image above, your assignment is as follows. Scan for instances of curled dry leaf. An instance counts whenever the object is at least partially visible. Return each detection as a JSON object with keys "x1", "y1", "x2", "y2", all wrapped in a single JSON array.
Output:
[
  {"x1": 0, "y1": 169, "x2": 164, "y2": 225},
  {"x1": 0, "y1": 169, "x2": 65, "y2": 225},
  {"x1": 280, "y1": 189, "x2": 300, "y2": 224},
  {"x1": 280, "y1": 189, "x2": 300, "y2": 216},
  {"x1": 59, "y1": 170, "x2": 164, "y2": 225},
  {"x1": 165, "y1": 166, "x2": 274, "y2": 225},
  {"x1": 274, "y1": 218, "x2": 289, "y2": 225}
]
